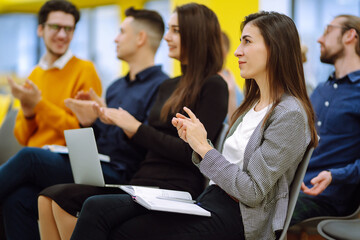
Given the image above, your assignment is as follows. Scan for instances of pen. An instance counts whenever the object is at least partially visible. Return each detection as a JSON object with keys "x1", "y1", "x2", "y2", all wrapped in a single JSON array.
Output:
[{"x1": 156, "y1": 196, "x2": 196, "y2": 204}]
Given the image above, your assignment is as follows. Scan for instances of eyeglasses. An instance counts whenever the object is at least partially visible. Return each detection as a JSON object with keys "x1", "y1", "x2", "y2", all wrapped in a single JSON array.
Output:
[
  {"x1": 323, "y1": 24, "x2": 349, "y2": 36},
  {"x1": 44, "y1": 23, "x2": 75, "y2": 34}
]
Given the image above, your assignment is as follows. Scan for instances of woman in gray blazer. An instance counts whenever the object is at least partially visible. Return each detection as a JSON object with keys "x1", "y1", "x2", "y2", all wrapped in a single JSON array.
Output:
[
  {"x1": 172, "y1": 12, "x2": 319, "y2": 240},
  {"x1": 68, "y1": 11, "x2": 318, "y2": 240}
]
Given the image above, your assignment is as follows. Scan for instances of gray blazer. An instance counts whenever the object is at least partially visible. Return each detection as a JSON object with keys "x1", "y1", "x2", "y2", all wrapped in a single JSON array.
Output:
[{"x1": 193, "y1": 94, "x2": 311, "y2": 240}]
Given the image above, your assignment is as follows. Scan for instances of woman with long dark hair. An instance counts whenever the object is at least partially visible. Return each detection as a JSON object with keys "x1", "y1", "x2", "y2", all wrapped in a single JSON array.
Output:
[
  {"x1": 38, "y1": 3, "x2": 228, "y2": 240},
  {"x1": 67, "y1": 11, "x2": 318, "y2": 240}
]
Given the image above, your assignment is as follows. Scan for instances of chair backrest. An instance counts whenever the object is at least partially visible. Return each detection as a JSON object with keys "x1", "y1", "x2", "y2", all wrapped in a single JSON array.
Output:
[
  {"x1": 0, "y1": 108, "x2": 23, "y2": 165},
  {"x1": 317, "y1": 218, "x2": 360, "y2": 240},
  {"x1": 278, "y1": 147, "x2": 314, "y2": 240},
  {"x1": 214, "y1": 123, "x2": 229, "y2": 152}
]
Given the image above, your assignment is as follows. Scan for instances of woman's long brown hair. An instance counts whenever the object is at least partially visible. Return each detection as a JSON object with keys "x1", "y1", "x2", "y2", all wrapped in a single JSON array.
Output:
[
  {"x1": 160, "y1": 3, "x2": 223, "y2": 120},
  {"x1": 230, "y1": 12, "x2": 318, "y2": 148}
]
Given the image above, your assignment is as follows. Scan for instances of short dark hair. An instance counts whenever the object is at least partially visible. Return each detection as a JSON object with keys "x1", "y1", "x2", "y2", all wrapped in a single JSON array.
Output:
[
  {"x1": 124, "y1": 7, "x2": 165, "y2": 52},
  {"x1": 38, "y1": 0, "x2": 80, "y2": 25}
]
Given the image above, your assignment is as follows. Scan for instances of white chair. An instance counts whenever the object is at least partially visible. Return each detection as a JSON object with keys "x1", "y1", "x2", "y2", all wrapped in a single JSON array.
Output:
[
  {"x1": 0, "y1": 108, "x2": 23, "y2": 165},
  {"x1": 278, "y1": 147, "x2": 314, "y2": 240},
  {"x1": 317, "y1": 218, "x2": 360, "y2": 240}
]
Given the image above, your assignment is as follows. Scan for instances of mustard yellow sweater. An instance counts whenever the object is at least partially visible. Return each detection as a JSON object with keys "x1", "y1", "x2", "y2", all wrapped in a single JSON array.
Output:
[{"x1": 14, "y1": 56, "x2": 102, "y2": 147}]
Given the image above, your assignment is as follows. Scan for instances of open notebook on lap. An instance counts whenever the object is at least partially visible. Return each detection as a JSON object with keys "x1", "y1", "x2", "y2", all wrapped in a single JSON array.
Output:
[{"x1": 64, "y1": 128, "x2": 211, "y2": 217}]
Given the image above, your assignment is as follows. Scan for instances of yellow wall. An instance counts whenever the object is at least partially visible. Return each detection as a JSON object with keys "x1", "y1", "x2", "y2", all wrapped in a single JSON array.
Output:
[
  {"x1": 170, "y1": 0, "x2": 259, "y2": 88},
  {"x1": 0, "y1": 0, "x2": 145, "y2": 13},
  {"x1": 0, "y1": 0, "x2": 258, "y2": 87}
]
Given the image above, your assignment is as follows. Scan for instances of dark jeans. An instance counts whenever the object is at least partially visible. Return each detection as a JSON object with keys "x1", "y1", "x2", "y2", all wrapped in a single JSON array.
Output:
[
  {"x1": 0, "y1": 147, "x2": 126, "y2": 240},
  {"x1": 0, "y1": 205, "x2": 6, "y2": 240},
  {"x1": 71, "y1": 185, "x2": 244, "y2": 240},
  {"x1": 290, "y1": 192, "x2": 340, "y2": 226}
]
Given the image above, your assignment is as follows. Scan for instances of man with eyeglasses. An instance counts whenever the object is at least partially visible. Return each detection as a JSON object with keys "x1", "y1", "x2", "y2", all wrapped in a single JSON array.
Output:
[
  {"x1": 7, "y1": 0, "x2": 102, "y2": 148},
  {"x1": 290, "y1": 14, "x2": 360, "y2": 226},
  {"x1": 2, "y1": 0, "x2": 102, "y2": 239}
]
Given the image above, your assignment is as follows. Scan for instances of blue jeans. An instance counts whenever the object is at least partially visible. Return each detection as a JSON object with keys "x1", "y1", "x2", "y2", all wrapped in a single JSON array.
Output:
[{"x1": 0, "y1": 147, "x2": 127, "y2": 240}]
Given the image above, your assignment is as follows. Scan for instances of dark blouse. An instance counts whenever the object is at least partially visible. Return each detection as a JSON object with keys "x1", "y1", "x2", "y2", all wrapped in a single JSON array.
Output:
[{"x1": 130, "y1": 74, "x2": 228, "y2": 198}]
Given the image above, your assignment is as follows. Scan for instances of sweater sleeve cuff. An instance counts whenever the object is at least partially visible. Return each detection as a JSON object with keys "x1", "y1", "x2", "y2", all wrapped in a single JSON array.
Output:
[{"x1": 18, "y1": 109, "x2": 36, "y2": 125}]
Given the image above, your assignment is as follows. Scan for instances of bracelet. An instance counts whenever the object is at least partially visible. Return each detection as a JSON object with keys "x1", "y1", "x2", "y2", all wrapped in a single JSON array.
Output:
[{"x1": 24, "y1": 114, "x2": 36, "y2": 120}]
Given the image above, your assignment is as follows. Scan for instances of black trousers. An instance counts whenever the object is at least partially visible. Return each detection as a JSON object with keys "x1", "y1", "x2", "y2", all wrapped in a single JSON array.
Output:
[{"x1": 71, "y1": 185, "x2": 245, "y2": 240}]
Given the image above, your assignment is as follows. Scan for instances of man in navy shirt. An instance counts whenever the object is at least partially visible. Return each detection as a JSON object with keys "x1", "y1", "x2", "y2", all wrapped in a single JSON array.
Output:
[
  {"x1": 291, "y1": 14, "x2": 360, "y2": 225},
  {"x1": 0, "y1": 7, "x2": 168, "y2": 240}
]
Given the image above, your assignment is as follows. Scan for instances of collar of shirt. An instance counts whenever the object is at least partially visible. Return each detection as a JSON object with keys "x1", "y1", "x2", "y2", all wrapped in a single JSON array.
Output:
[
  {"x1": 124, "y1": 65, "x2": 163, "y2": 84},
  {"x1": 330, "y1": 69, "x2": 360, "y2": 83},
  {"x1": 38, "y1": 49, "x2": 74, "y2": 70}
]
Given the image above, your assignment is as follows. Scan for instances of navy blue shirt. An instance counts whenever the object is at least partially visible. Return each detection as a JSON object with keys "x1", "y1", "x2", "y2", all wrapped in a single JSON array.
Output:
[
  {"x1": 93, "y1": 65, "x2": 168, "y2": 181},
  {"x1": 305, "y1": 70, "x2": 360, "y2": 214}
]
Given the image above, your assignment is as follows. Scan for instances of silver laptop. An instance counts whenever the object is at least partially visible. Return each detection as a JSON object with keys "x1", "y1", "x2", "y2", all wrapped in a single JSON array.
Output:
[
  {"x1": 64, "y1": 127, "x2": 157, "y2": 190},
  {"x1": 64, "y1": 127, "x2": 109, "y2": 187}
]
